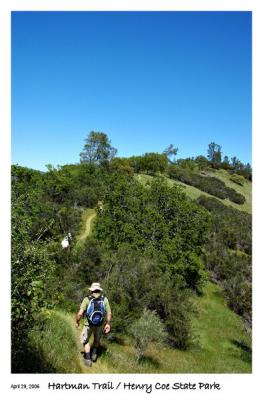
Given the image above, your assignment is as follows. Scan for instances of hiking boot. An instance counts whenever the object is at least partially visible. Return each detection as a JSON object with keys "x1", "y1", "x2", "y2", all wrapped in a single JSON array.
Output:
[
  {"x1": 91, "y1": 348, "x2": 98, "y2": 362},
  {"x1": 84, "y1": 358, "x2": 92, "y2": 367}
]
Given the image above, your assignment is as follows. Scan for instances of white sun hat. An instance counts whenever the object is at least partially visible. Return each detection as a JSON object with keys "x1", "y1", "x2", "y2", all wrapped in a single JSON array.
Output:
[{"x1": 89, "y1": 282, "x2": 103, "y2": 292}]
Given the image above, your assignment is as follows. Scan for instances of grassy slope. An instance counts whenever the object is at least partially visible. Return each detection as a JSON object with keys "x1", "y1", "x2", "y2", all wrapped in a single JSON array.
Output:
[
  {"x1": 29, "y1": 282, "x2": 251, "y2": 373},
  {"x1": 206, "y1": 169, "x2": 252, "y2": 213},
  {"x1": 28, "y1": 310, "x2": 83, "y2": 373},
  {"x1": 135, "y1": 169, "x2": 252, "y2": 214},
  {"x1": 103, "y1": 282, "x2": 251, "y2": 373},
  {"x1": 29, "y1": 169, "x2": 251, "y2": 373}
]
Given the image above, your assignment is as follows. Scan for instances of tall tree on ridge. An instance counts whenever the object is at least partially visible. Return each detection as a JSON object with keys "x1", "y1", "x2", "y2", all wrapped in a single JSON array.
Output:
[
  {"x1": 80, "y1": 131, "x2": 117, "y2": 165},
  {"x1": 207, "y1": 142, "x2": 222, "y2": 168},
  {"x1": 163, "y1": 144, "x2": 178, "y2": 165}
]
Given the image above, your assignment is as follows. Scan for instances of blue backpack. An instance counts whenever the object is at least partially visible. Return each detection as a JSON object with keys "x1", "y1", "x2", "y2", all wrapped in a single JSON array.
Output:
[{"x1": 86, "y1": 295, "x2": 105, "y2": 326}]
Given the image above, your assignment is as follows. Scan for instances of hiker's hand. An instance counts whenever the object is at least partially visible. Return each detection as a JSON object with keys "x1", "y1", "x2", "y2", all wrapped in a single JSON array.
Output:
[
  {"x1": 104, "y1": 323, "x2": 111, "y2": 334},
  {"x1": 75, "y1": 322, "x2": 80, "y2": 329}
]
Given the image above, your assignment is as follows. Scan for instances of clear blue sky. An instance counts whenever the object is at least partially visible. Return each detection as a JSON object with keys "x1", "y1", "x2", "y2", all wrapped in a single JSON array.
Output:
[{"x1": 12, "y1": 11, "x2": 252, "y2": 171}]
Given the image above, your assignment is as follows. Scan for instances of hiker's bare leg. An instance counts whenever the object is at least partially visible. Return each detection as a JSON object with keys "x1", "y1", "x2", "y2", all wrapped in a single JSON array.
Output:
[{"x1": 84, "y1": 342, "x2": 91, "y2": 354}]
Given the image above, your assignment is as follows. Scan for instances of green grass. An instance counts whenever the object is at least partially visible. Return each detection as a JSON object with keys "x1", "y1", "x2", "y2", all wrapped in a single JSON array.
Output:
[
  {"x1": 206, "y1": 169, "x2": 252, "y2": 213},
  {"x1": 28, "y1": 310, "x2": 84, "y2": 373},
  {"x1": 102, "y1": 282, "x2": 252, "y2": 373},
  {"x1": 28, "y1": 282, "x2": 251, "y2": 373},
  {"x1": 135, "y1": 170, "x2": 252, "y2": 214}
]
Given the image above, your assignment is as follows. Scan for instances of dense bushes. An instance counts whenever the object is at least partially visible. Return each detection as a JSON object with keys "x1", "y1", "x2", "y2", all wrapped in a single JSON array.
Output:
[
  {"x1": 229, "y1": 173, "x2": 246, "y2": 186},
  {"x1": 11, "y1": 244, "x2": 57, "y2": 373},
  {"x1": 13, "y1": 163, "x2": 207, "y2": 357},
  {"x1": 109, "y1": 157, "x2": 134, "y2": 175},
  {"x1": 128, "y1": 153, "x2": 168, "y2": 175},
  {"x1": 11, "y1": 157, "x2": 252, "y2": 370},
  {"x1": 99, "y1": 247, "x2": 196, "y2": 349},
  {"x1": 89, "y1": 175, "x2": 211, "y2": 347},
  {"x1": 42, "y1": 163, "x2": 105, "y2": 209},
  {"x1": 11, "y1": 165, "x2": 90, "y2": 371},
  {"x1": 196, "y1": 195, "x2": 252, "y2": 329},
  {"x1": 11, "y1": 192, "x2": 58, "y2": 372},
  {"x1": 168, "y1": 166, "x2": 246, "y2": 204},
  {"x1": 95, "y1": 175, "x2": 210, "y2": 290},
  {"x1": 197, "y1": 196, "x2": 251, "y2": 254}
]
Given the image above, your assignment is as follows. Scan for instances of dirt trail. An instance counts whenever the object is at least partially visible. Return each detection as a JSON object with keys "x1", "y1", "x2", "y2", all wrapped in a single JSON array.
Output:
[
  {"x1": 78, "y1": 209, "x2": 97, "y2": 242},
  {"x1": 63, "y1": 312, "x2": 110, "y2": 373}
]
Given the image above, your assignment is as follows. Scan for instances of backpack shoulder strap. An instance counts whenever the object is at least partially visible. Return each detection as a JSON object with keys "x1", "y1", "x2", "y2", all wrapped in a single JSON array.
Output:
[{"x1": 86, "y1": 295, "x2": 93, "y2": 309}]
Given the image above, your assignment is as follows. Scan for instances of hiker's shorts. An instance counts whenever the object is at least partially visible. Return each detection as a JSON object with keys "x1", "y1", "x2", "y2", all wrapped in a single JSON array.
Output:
[{"x1": 80, "y1": 322, "x2": 103, "y2": 345}]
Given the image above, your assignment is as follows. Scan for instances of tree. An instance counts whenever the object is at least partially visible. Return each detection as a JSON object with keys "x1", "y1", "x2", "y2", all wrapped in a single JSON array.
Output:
[
  {"x1": 80, "y1": 131, "x2": 117, "y2": 165},
  {"x1": 244, "y1": 163, "x2": 252, "y2": 181},
  {"x1": 163, "y1": 144, "x2": 178, "y2": 164},
  {"x1": 140, "y1": 153, "x2": 168, "y2": 175},
  {"x1": 127, "y1": 153, "x2": 168, "y2": 175},
  {"x1": 221, "y1": 155, "x2": 230, "y2": 170},
  {"x1": 207, "y1": 142, "x2": 222, "y2": 168},
  {"x1": 195, "y1": 155, "x2": 209, "y2": 171},
  {"x1": 176, "y1": 158, "x2": 196, "y2": 171},
  {"x1": 109, "y1": 157, "x2": 134, "y2": 175},
  {"x1": 231, "y1": 156, "x2": 241, "y2": 169},
  {"x1": 95, "y1": 175, "x2": 210, "y2": 292}
]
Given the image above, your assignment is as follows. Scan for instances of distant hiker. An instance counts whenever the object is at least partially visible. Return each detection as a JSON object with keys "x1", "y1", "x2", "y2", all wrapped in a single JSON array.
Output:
[
  {"x1": 61, "y1": 238, "x2": 69, "y2": 249},
  {"x1": 76, "y1": 283, "x2": 112, "y2": 367},
  {"x1": 61, "y1": 233, "x2": 72, "y2": 249},
  {"x1": 97, "y1": 201, "x2": 103, "y2": 212}
]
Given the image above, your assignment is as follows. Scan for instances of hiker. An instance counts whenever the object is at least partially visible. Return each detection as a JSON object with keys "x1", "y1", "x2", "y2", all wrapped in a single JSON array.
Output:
[
  {"x1": 61, "y1": 237, "x2": 69, "y2": 249},
  {"x1": 61, "y1": 233, "x2": 72, "y2": 249},
  {"x1": 75, "y1": 282, "x2": 112, "y2": 367}
]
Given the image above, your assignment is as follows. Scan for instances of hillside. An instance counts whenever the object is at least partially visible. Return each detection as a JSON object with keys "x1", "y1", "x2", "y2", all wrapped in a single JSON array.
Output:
[
  {"x1": 28, "y1": 282, "x2": 251, "y2": 373},
  {"x1": 11, "y1": 161, "x2": 252, "y2": 374},
  {"x1": 135, "y1": 168, "x2": 252, "y2": 214},
  {"x1": 25, "y1": 203, "x2": 251, "y2": 373}
]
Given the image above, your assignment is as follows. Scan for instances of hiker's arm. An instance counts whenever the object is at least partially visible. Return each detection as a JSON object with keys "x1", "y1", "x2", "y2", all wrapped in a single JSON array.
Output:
[
  {"x1": 76, "y1": 309, "x2": 84, "y2": 328},
  {"x1": 76, "y1": 298, "x2": 88, "y2": 328},
  {"x1": 104, "y1": 311, "x2": 112, "y2": 333}
]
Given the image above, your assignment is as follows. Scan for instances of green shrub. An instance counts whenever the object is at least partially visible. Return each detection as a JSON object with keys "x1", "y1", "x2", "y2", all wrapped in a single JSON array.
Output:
[
  {"x1": 222, "y1": 274, "x2": 251, "y2": 326},
  {"x1": 196, "y1": 195, "x2": 252, "y2": 329},
  {"x1": 11, "y1": 241, "x2": 57, "y2": 372},
  {"x1": 129, "y1": 309, "x2": 168, "y2": 362},
  {"x1": 100, "y1": 247, "x2": 196, "y2": 349},
  {"x1": 109, "y1": 157, "x2": 134, "y2": 175},
  {"x1": 197, "y1": 196, "x2": 251, "y2": 254},
  {"x1": 229, "y1": 174, "x2": 245, "y2": 186},
  {"x1": 168, "y1": 166, "x2": 246, "y2": 204},
  {"x1": 95, "y1": 175, "x2": 210, "y2": 291},
  {"x1": 127, "y1": 153, "x2": 168, "y2": 175}
]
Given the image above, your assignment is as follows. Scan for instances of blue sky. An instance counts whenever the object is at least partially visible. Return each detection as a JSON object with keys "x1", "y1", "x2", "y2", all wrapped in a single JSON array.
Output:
[{"x1": 12, "y1": 11, "x2": 252, "y2": 171}]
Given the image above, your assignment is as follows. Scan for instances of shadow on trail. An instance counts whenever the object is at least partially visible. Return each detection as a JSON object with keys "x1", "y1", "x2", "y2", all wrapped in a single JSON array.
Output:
[
  {"x1": 106, "y1": 334, "x2": 126, "y2": 346},
  {"x1": 138, "y1": 354, "x2": 160, "y2": 369},
  {"x1": 80, "y1": 344, "x2": 108, "y2": 362}
]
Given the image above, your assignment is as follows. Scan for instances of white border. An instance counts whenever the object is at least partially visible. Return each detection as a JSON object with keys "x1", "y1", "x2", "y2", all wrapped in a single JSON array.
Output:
[{"x1": 1, "y1": 1, "x2": 262, "y2": 399}]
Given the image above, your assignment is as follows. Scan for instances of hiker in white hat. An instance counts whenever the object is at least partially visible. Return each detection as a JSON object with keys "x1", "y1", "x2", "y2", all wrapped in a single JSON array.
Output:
[{"x1": 75, "y1": 283, "x2": 112, "y2": 367}]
